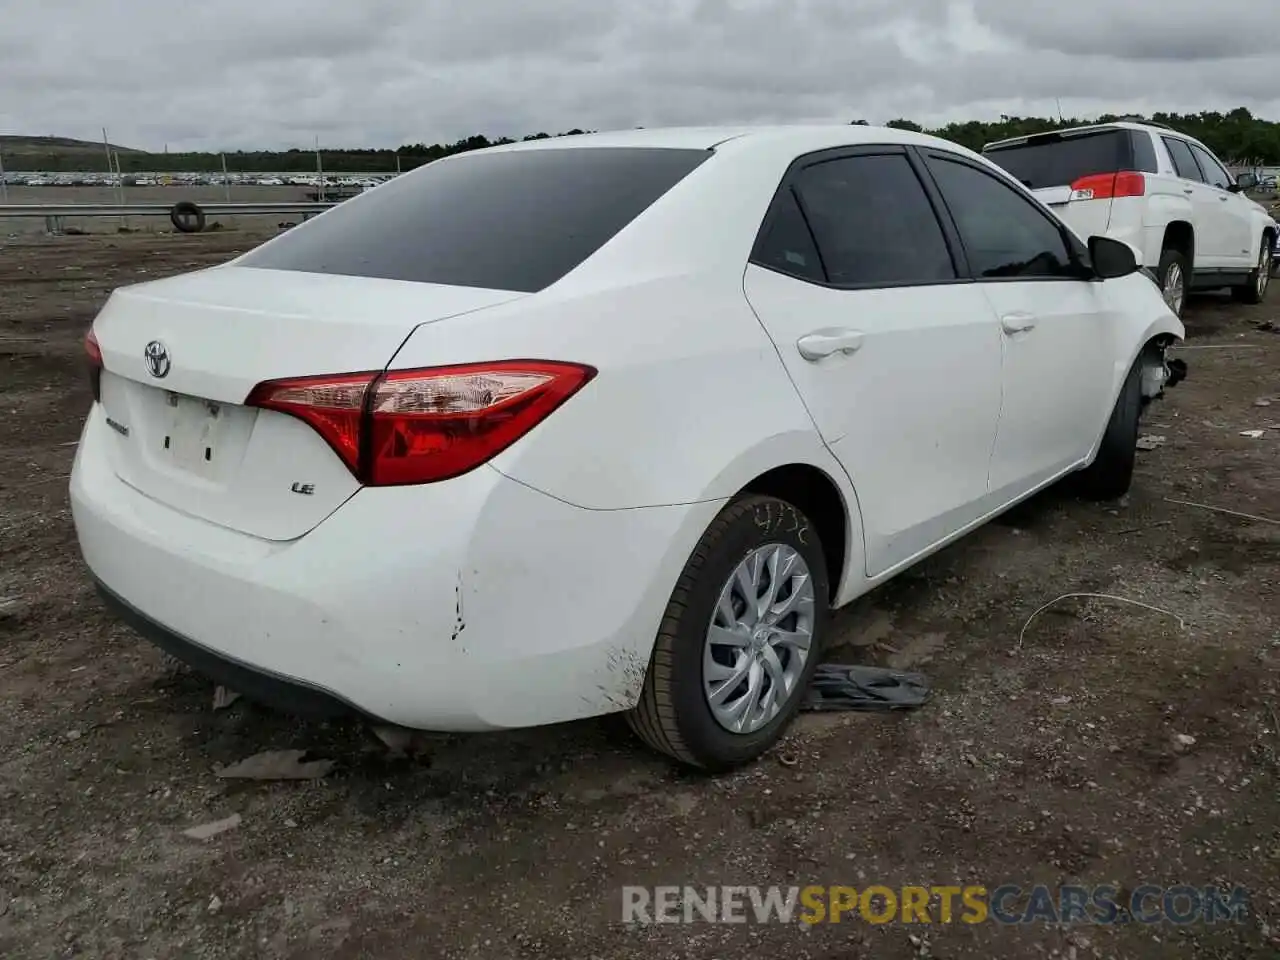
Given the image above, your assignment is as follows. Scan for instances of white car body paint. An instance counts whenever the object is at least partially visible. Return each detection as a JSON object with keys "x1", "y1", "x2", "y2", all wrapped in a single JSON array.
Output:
[{"x1": 71, "y1": 125, "x2": 1184, "y2": 731}]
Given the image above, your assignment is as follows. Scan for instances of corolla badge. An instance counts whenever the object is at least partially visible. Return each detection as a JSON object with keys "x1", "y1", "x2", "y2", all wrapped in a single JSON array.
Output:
[{"x1": 143, "y1": 340, "x2": 171, "y2": 379}]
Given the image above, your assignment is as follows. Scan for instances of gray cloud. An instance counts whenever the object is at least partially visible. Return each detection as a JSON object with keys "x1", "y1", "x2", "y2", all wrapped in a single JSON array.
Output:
[{"x1": 0, "y1": 0, "x2": 1274, "y2": 153}]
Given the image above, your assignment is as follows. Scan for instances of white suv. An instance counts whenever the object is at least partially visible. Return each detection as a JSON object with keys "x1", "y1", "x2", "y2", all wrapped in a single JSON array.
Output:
[{"x1": 983, "y1": 121, "x2": 1276, "y2": 316}]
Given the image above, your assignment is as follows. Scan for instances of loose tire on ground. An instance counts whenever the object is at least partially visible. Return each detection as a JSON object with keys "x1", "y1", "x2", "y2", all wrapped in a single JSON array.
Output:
[
  {"x1": 1231, "y1": 234, "x2": 1273, "y2": 305},
  {"x1": 1073, "y1": 360, "x2": 1143, "y2": 501},
  {"x1": 627, "y1": 494, "x2": 831, "y2": 771},
  {"x1": 170, "y1": 201, "x2": 206, "y2": 234},
  {"x1": 1154, "y1": 247, "x2": 1190, "y2": 318}
]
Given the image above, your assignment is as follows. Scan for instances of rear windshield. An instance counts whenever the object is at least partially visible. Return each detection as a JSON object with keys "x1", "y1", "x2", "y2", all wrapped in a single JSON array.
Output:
[
  {"x1": 983, "y1": 130, "x2": 1149, "y2": 189},
  {"x1": 238, "y1": 146, "x2": 711, "y2": 292}
]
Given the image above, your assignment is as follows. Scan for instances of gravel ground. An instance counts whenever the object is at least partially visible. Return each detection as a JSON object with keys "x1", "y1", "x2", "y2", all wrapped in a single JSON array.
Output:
[{"x1": 1, "y1": 230, "x2": 1278, "y2": 959}]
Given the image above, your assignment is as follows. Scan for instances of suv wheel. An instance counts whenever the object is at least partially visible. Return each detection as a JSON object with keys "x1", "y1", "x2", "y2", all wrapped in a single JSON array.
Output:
[
  {"x1": 1155, "y1": 248, "x2": 1189, "y2": 317},
  {"x1": 628, "y1": 494, "x2": 830, "y2": 771},
  {"x1": 1232, "y1": 235, "x2": 1273, "y2": 304}
]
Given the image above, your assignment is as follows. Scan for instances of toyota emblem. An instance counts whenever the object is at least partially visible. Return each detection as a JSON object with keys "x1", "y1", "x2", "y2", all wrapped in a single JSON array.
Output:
[{"x1": 143, "y1": 340, "x2": 171, "y2": 379}]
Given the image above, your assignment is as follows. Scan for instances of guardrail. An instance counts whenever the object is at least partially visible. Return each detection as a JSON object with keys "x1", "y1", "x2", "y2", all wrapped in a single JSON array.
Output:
[{"x1": 0, "y1": 201, "x2": 337, "y2": 235}]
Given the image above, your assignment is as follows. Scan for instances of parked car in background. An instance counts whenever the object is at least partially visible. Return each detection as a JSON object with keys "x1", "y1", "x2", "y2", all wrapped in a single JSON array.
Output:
[
  {"x1": 983, "y1": 121, "x2": 1275, "y2": 316},
  {"x1": 73, "y1": 125, "x2": 1184, "y2": 770}
]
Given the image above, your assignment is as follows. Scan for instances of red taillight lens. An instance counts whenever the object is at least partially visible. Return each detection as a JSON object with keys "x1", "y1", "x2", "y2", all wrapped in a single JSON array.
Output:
[
  {"x1": 1069, "y1": 171, "x2": 1145, "y2": 201},
  {"x1": 247, "y1": 360, "x2": 596, "y2": 486},
  {"x1": 85, "y1": 329, "x2": 103, "y2": 402}
]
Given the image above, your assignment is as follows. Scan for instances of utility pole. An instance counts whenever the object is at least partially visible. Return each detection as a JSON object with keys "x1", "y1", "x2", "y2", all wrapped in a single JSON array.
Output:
[
  {"x1": 221, "y1": 153, "x2": 231, "y2": 201},
  {"x1": 0, "y1": 145, "x2": 7, "y2": 203},
  {"x1": 315, "y1": 135, "x2": 324, "y2": 202}
]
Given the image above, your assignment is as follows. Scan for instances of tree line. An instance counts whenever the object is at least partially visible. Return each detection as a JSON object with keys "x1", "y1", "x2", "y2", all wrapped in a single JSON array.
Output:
[{"x1": 12, "y1": 109, "x2": 1280, "y2": 173}]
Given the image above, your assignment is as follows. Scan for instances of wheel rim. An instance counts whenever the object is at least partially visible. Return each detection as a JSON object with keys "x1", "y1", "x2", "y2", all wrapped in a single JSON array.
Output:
[
  {"x1": 1258, "y1": 242, "x2": 1271, "y2": 298},
  {"x1": 1162, "y1": 262, "x2": 1185, "y2": 314},
  {"x1": 703, "y1": 543, "x2": 815, "y2": 734}
]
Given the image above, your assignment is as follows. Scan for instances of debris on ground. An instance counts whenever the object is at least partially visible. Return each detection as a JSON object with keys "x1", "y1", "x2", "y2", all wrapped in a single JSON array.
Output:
[
  {"x1": 1240, "y1": 429, "x2": 1266, "y2": 439},
  {"x1": 802, "y1": 664, "x2": 930, "y2": 712},
  {"x1": 370, "y1": 726, "x2": 441, "y2": 759},
  {"x1": 182, "y1": 813, "x2": 243, "y2": 840},
  {"x1": 215, "y1": 750, "x2": 335, "y2": 781},
  {"x1": 1136, "y1": 434, "x2": 1166, "y2": 450},
  {"x1": 212, "y1": 686, "x2": 241, "y2": 710},
  {"x1": 1015, "y1": 592, "x2": 1188, "y2": 650}
]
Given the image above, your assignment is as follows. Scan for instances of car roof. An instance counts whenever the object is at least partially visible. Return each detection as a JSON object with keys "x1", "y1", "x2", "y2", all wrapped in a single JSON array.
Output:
[{"x1": 478, "y1": 124, "x2": 986, "y2": 163}]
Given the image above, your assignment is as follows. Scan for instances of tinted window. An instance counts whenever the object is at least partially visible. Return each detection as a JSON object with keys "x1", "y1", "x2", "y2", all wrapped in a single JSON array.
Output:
[
  {"x1": 1188, "y1": 143, "x2": 1231, "y2": 189},
  {"x1": 751, "y1": 189, "x2": 825, "y2": 282},
  {"x1": 983, "y1": 129, "x2": 1144, "y2": 189},
  {"x1": 791, "y1": 154, "x2": 955, "y2": 286},
  {"x1": 1162, "y1": 137, "x2": 1204, "y2": 182},
  {"x1": 238, "y1": 147, "x2": 711, "y2": 292},
  {"x1": 926, "y1": 155, "x2": 1075, "y2": 279}
]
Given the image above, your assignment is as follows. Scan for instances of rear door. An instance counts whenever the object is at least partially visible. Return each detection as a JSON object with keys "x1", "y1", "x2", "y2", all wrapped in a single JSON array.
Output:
[
  {"x1": 919, "y1": 150, "x2": 1115, "y2": 496},
  {"x1": 1161, "y1": 136, "x2": 1229, "y2": 266},
  {"x1": 1187, "y1": 141, "x2": 1255, "y2": 268},
  {"x1": 743, "y1": 146, "x2": 1003, "y2": 577}
]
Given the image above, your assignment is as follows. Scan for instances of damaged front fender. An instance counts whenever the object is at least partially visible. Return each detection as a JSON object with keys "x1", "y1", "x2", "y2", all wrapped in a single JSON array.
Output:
[{"x1": 1138, "y1": 336, "x2": 1187, "y2": 406}]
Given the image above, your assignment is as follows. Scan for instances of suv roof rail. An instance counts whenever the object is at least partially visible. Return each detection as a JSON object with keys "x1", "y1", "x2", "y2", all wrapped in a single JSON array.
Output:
[{"x1": 1115, "y1": 115, "x2": 1176, "y2": 131}]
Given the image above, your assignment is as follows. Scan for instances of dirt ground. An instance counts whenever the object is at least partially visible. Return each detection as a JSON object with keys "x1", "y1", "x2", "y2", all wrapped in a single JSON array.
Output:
[{"x1": 1, "y1": 230, "x2": 1278, "y2": 960}]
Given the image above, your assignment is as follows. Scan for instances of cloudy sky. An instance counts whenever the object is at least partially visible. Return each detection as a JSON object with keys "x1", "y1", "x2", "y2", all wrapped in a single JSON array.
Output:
[{"x1": 0, "y1": 0, "x2": 1273, "y2": 152}]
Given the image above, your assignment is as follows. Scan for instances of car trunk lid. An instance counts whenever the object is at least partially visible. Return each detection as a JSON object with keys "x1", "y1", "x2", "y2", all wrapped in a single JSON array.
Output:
[{"x1": 91, "y1": 266, "x2": 525, "y2": 541}]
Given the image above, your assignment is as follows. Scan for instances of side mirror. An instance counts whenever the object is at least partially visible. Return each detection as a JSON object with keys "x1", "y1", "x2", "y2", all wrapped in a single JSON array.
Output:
[
  {"x1": 1088, "y1": 235, "x2": 1139, "y2": 280},
  {"x1": 1235, "y1": 172, "x2": 1258, "y2": 191}
]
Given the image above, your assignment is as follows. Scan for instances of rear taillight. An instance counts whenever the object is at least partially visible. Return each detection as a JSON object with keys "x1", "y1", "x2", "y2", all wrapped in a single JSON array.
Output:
[
  {"x1": 1069, "y1": 171, "x2": 1145, "y2": 201},
  {"x1": 247, "y1": 360, "x2": 596, "y2": 486},
  {"x1": 85, "y1": 329, "x2": 103, "y2": 402}
]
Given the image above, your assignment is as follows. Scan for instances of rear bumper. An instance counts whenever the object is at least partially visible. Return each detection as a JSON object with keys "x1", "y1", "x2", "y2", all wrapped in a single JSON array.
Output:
[
  {"x1": 95, "y1": 579, "x2": 371, "y2": 721},
  {"x1": 71, "y1": 410, "x2": 719, "y2": 731}
]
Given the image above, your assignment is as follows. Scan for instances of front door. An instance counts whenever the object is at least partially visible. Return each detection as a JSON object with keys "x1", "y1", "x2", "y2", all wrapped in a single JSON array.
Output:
[
  {"x1": 919, "y1": 150, "x2": 1115, "y2": 498},
  {"x1": 743, "y1": 146, "x2": 1003, "y2": 577}
]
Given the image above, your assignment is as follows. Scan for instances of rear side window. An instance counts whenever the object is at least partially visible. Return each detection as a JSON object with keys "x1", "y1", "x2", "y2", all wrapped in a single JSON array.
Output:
[
  {"x1": 789, "y1": 154, "x2": 955, "y2": 286},
  {"x1": 1162, "y1": 137, "x2": 1204, "y2": 182},
  {"x1": 238, "y1": 147, "x2": 711, "y2": 292},
  {"x1": 751, "y1": 190, "x2": 825, "y2": 282},
  {"x1": 983, "y1": 129, "x2": 1145, "y2": 189}
]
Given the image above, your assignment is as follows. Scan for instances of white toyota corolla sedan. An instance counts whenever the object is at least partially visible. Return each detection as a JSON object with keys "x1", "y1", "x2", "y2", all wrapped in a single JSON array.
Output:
[{"x1": 72, "y1": 125, "x2": 1185, "y2": 770}]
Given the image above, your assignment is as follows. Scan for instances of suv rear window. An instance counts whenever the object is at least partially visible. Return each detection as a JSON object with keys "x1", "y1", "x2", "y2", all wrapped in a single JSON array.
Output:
[
  {"x1": 983, "y1": 129, "x2": 1154, "y2": 189},
  {"x1": 238, "y1": 147, "x2": 711, "y2": 292}
]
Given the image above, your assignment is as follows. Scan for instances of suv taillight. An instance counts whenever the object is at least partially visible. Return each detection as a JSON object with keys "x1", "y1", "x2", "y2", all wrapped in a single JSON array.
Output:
[
  {"x1": 85, "y1": 328, "x2": 103, "y2": 402},
  {"x1": 1069, "y1": 171, "x2": 1146, "y2": 201},
  {"x1": 246, "y1": 360, "x2": 596, "y2": 486}
]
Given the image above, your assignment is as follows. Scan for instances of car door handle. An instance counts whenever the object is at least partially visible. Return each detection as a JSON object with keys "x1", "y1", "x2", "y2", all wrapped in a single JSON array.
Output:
[
  {"x1": 1000, "y1": 313, "x2": 1037, "y2": 335},
  {"x1": 1183, "y1": 188, "x2": 1194, "y2": 194},
  {"x1": 796, "y1": 328, "x2": 865, "y2": 360},
  {"x1": 1219, "y1": 195, "x2": 1229, "y2": 202}
]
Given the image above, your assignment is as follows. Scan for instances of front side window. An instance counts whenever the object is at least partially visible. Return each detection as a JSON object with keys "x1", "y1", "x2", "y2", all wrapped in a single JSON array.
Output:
[
  {"x1": 1188, "y1": 143, "x2": 1232, "y2": 190},
  {"x1": 925, "y1": 155, "x2": 1076, "y2": 280},
  {"x1": 789, "y1": 153, "x2": 955, "y2": 286}
]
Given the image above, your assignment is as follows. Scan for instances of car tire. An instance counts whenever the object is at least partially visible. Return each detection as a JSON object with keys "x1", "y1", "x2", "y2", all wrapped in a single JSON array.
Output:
[
  {"x1": 1074, "y1": 360, "x2": 1142, "y2": 501},
  {"x1": 170, "y1": 201, "x2": 206, "y2": 234},
  {"x1": 1155, "y1": 247, "x2": 1190, "y2": 318},
  {"x1": 1231, "y1": 235, "x2": 1273, "y2": 304},
  {"x1": 628, "y1": 494, "x2": 830, "y2": 771}
]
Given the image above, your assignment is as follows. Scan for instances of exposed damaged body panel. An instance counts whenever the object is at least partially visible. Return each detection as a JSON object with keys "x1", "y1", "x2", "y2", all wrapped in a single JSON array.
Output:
[{"x1": 1139, "y1": 337, "x2": 1188, "y2": 405}]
